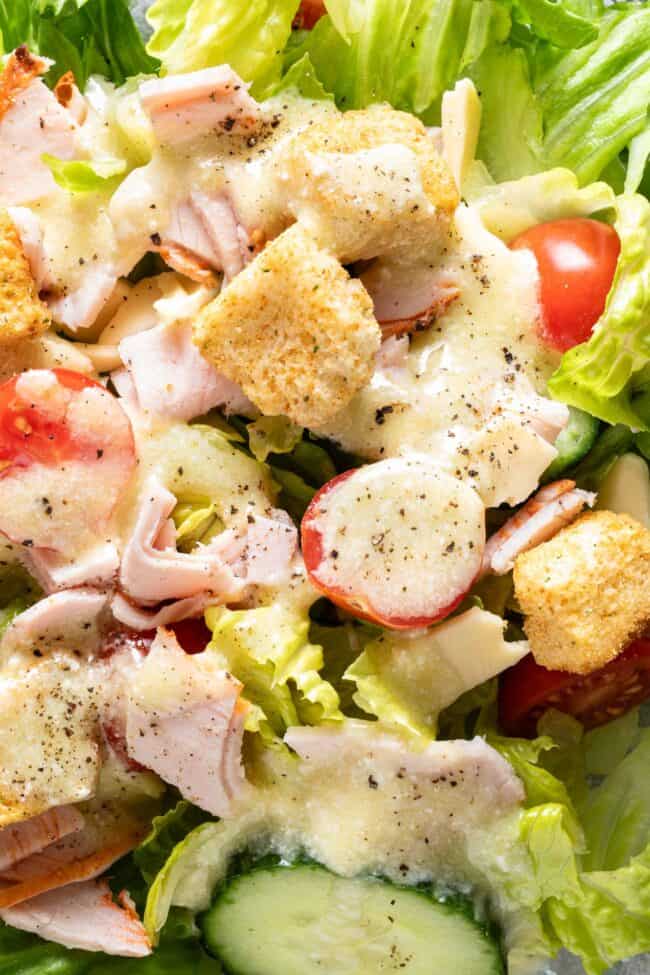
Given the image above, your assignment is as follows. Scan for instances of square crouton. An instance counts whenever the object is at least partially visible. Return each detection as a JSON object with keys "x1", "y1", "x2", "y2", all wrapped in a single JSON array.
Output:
[
  {"x1": 514, "y1": 511, "x2": 650, "y2": 675},
  {"x1": 193, "y1": 223, "x2": 381, "y2": 427},
  {"x1": 0, "y1": 210, "x2": 50, "y2": 345},
  {"x1": 278, "y1": 104, "x2": 458, "y2": 264}
]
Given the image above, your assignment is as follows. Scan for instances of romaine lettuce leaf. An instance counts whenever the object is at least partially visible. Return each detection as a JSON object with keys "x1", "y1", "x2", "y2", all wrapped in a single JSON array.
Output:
[
  {"x1": 205, "y1": 604, "x2": 343, "y2": 741},
  {"x1": 469, "y1": 167, "x2": 614, "y2": 241},
  {"x1": 343, "y1": 607, "x2": 528, "y2": 738},
  {"x1": 0, "y1": 0, "x2": 159, "y2": 88},
  {"x1": 146, "y1": 0, "x2": 299, "y2": 92},
  {"x1": 534, "y1": 6, "x2": 650, "y2": 186},
  {"x1": 261, "y1": 52, "x2": 334, "y2": 101},
  {"x1": 135, "y1": 800, "x2": 214, "y2": 886},
  {"x1": 291, "y1": 0, "x2": 512, "y2": 122},
  {"x1": 548, "y1": 193, "x2": 650, "y2": 429}
]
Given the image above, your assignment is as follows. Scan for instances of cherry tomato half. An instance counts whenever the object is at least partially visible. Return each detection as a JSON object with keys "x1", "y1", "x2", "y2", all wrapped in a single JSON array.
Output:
[
  {"x1": 511, "y1": 218, "x2": 620, "y2": 353},
  {"x1": 499, "y1": 637, "x2": 650, "y2": 737},
  {"x1": 0, "y1": 368, "x2": 105, "y2": 474}
]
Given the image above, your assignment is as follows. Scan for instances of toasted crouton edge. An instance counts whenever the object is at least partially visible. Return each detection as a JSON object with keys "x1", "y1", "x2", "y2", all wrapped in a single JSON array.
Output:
[
  {"x1": 0, "y1": 211, "x2": 50, "y2": 345},
  {"x1": 514, "y1": 510, "x2": 650, "y2": 675}
]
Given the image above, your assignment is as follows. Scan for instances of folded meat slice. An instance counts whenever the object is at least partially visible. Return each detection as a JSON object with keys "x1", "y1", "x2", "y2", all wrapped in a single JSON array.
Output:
[
  {"x1": 0, "y1": 802, "x2": 149, "y2": 909},
  {"x1": 0, "y1": 589, "x2": 109, "y2": 661},
  {"x1": 0, "y1": 880, "x2": 151, "y2": 956},
  {"x1": 0, "y1": 806, "x2": 84, "y2": 872},
  {"x1": 126, "y1": 628, "x2": 250, "y2": 816},
  {"x1": 139, "y1": 66, "x2": 261, "y2": 144},
  {"x1": 361, "y1": 259, "x2": 460, "y2": 339},
  {"x1": 159, "y1": 192, "x2": 252, "y2": 283},
  {"x1": 119, "y1": 477, "x2": 243, "y2": 604},
  {"x1": 0, "y1": 48, "x2": 78, "y2": 206},
  {"x1": 111, "y1": 591, "x2": 214, "y2": 631},
  {"x1": 119, "y1": 319, "x2": 252, "y2": 421},
  {"x1": 22, "y1": 542, "x2": 120, "y2": 594},
  {"x1": 47, "y1": 262, "x2": 119, "y2": 334},
  {"x1": 481, "y1": 480, "x2": 596, "y2": 576}
]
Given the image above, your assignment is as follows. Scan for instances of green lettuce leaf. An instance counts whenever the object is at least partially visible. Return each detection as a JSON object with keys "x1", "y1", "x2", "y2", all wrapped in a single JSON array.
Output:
[
  {"x1": 205, "y1": 603, "x2": 342, "y2": 741},
  {"x1": 41, "y1": 154, "x2": 127, "y2": 193},
  {"x1": 343, "y1": 607, "x2": 528, "y2": 738},
  {"x1": 469, "y1": 167, "x2": 614, "y2": 241},
  {"x1": 247, "y1": 416, "x2": 303, "y2": 463},
  {"x1": 292, "y1": 0, "x2": 511, "y2": 122},
  {"x1": 134, "y1": 800, "x2": 214, "y2": 886},
  {"x1": 548, "y1": 193, "x2": 650, "y2": 428},
  {"x1": 261, "y1": 52, "x2": 334, "y2": 101},
  {"x1": 534, "y1": 6, "x2": 650, "y2": 186},
  {"x1": 146, "y1": 0, "x2": 299, "y2": 93},
  {"x1": 0, "y1": 0, "x2": 159, "y2": 88},
  {"x1": 509, "y1": 0, "x2": 597, "y2": 48}
]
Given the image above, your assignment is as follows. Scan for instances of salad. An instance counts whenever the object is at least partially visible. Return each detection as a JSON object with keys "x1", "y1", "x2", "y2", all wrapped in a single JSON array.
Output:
[{"x1": 0, "y1": 0, "x2": 649, "y2": 973}]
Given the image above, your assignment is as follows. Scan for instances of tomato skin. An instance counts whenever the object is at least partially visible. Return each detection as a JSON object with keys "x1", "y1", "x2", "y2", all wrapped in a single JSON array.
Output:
[
  {"x1": 170, "y1": 618, "x2": 212, "y2": 654},
  {"x1": 511, "y1": 218, "x2": 620, "y2": 353},
  {"x1": 0, "y1": 369, "x2": 106, "y2": 474},
  {"x1": 293, "y1": 0, "x2": 326, "y2": 29},
  {"x1": 301, "y1": 470, "x2": 469, "y2": 630},
  {"x1": 499, "y1": 637, "x2": 650, "y2": 737}
]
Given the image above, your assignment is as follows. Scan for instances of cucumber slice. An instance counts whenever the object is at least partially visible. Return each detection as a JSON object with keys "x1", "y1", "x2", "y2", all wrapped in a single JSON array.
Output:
[
  {"x1": 202, "y1": 862, "x2": 503, "y2": 975},
  {"x1": 544, "y1": 406, "x2": 600, "y2": 480}
]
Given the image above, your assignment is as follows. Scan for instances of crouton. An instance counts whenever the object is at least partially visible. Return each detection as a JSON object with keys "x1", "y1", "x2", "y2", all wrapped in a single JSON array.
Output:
[
  {"x1": 514, "y1": 511, "x2": 650, "y2": 675},
  {"x1": 278, "y1": 104, "x2": 458, "y2": 263},
  {"x1": 193, "y1": 223, "x2": 381, "y2": 427},
  {"x1": 0, "y1": 211, "x2": 50, "y2": 345}
]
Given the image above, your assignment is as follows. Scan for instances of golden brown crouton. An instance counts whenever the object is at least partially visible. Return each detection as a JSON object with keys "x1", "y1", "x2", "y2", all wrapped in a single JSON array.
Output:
[
  {"x1": 278, "y1": 103, "x2": 458, "y2": 263},
  {"x1": 193, "y1": 224, "x2": 380, "y2": 427},
  {"x1": 0, "y1": 211, "x2": 50, "y2": 345},
  {"x1": 514, "y1": 511, "x2": 650, "y2": 675}
]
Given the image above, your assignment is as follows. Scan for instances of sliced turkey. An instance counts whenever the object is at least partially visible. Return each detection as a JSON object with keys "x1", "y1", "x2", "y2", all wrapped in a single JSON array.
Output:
[
  {"x1": 0, "y1": 880, "x2": 151, "y2": 956},
  {"x1": 118, "y1": 319, "x2": 252, "y2": 421},
  {"x1": 0, "y1": 807, "x2": 84, "y2": 872},
  {"x1": 126, "y1": 628, "x2": 249, "y2": 815},
  {"x1": 139, "y1": 66, "x2": 261, "y2": 144},
  {"x1": 0, "y1": 589, "x2": 109, "y2": 661},
  {"x1": 0, "y1": 48, "x2": 77, "y2": 206}
]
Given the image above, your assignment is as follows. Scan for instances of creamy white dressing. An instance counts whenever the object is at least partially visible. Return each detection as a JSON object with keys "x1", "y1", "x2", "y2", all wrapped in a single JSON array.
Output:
[{"x1": 319, "y1": 205, "x2": 563, "y2": 507}]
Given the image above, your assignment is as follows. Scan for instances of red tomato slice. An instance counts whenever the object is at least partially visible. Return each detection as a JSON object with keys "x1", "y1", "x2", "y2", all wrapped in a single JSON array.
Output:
[
  {"x1": 499, "y1": 637, "x2": 650, "y2": 737},
  {"x1": 510, "y1": 218, "x2": 620, "y2": 353},
  {"x1": 293, "y1": 0, "x2": 326, "y2": 29},
  {"x1": 0, "y1": 368, "x2": 105, "y2": 474},
  {"x1": 301, "y1": 464, "x2": 484, "y2": 629},
  {"x1": 0, "y1": 368, "x2": 136, "y2": 551}
]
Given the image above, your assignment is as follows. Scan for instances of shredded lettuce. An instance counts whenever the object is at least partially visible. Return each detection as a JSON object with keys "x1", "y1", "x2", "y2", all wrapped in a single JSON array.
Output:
[
  {"x1": 548, "y1": 193, "x2": 650, "y2": 429},
  {"x1": 146, "y1": 0, "x2": 299, "y2": 92},
  {"x1": 205, "y1": 604, "x2": 343, "y2": 741},
  {"x1": 261, "y1": 52, "x2": 334, "y2": 101},
  {"x1": 0, "y1": 0, "x2": 159, "y2": 88},
  {"x1": 41, "y1": 154, "x2": 127, "y2": 193}
]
